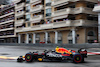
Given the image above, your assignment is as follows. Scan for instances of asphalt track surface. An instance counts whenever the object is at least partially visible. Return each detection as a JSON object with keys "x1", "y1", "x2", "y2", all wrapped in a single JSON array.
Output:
[{"x1": 0, "y1": 46, "x2": 100, "y2": 67}]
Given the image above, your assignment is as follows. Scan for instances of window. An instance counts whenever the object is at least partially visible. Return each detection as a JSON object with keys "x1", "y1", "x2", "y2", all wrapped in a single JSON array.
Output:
[
  {"x1": 36, "y1": 33, "x2": 40, "y2": 43},
  {"x1": 68, "y1": 40, "x2": 73, "y2": 44},
  {"x1": 58, "y1": 32, "x2": 62, "y2": 37},
  {"x1": 26, "y1": 0, "x2": 30, "y2": 4},
  {"x1": 36, "y1": 34, "x2": 40, "y2": 38},
  {"x1": 45, "y1": 0, "x2": 51, "y2": 6},
  {"x1": 68, "y1": 31, "x2": 72, "y2": 37},
  {"x1": 27, "y1": 22, "x2": 30, "y2": 27},
  {"x1": 88, "y1": 31, "x2": 95, "y2": 36},
  {"x1": 45, "y1": 0, "x2": 51, "y2": 3},
  {"x1": 29, "y1": 33, "x2": 32, "y2": 43},
  {"x1": 58, "y1": 32, "x2": 62, "y2": 44},
  {"x1": 88, "y1": 40, "x2": 94, "y2": 43},
  {"x1": 26, "y1": 6, "x2": 30, "y2": 12},
  {"x1": 87, "y1": 4, "x2": 94, "y2": 8},
  {"x1": 26, "y1": 14, "x2": 30, "y2": 21},
  {"x1": 46, "y1": 8, "x2": 51, "y2": 17}
]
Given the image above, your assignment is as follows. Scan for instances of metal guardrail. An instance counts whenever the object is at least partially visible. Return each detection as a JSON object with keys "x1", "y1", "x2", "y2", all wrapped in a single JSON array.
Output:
[{"x1": 0, "y1": 43, "x2": 100, "y2": 48}]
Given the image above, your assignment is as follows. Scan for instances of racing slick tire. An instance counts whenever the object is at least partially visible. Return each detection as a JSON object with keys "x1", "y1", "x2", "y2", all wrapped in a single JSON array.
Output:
[
  {"x1": 25, "y1": 53, "x2": 33, "y2": 62},
  {"x1": 73, "y1": 54, "x2": 84, "y2": 63},
  {"x1": 78, "y1": 48, "x2": 87, "y2": 58}
]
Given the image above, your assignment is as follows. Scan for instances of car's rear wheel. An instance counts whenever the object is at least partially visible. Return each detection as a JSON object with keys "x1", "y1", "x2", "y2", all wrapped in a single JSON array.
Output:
[
  {"x1": 73, "y1": 54, "x2": 83, "y2": 63},
  {"x1": 25, "y1": 53, "x2": 33, "y2": 62}
]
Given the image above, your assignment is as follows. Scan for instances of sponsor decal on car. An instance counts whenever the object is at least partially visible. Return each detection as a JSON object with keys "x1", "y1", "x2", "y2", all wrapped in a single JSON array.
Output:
[{"x1": 47, "y1": 53, "x2": 62, "y2": 57}]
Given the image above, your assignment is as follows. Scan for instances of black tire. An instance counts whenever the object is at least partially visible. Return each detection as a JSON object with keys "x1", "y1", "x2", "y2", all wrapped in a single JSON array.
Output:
[
  {"x1": 73, "y1": 54, "x2": 83, "y2": 63},
  {"x1": 78, "y1": 48, "x2": 87, "y2": 53},
  {"x1": 78, "y1": 48, "x2": 87, "y2": 58},
  {"x1": 25, "y1": 53, "x2": 33, "y2": 62}
]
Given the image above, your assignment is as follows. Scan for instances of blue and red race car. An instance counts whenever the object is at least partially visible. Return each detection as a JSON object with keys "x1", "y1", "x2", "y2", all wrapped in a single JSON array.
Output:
[{"x1": 17, "y1": 47, "x2": 87, "y2": 63}]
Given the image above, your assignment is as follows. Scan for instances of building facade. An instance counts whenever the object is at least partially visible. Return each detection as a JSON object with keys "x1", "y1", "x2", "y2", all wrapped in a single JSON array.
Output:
[
  {"x1": 93, "y1": 0, "x2": 100, "y2": 42},
  {"x1": 0, "y1": 4, "x2": 18, "y2": 43},
  {"x1": 0, "y1": 0, "x2": 98, "y2": 44}
]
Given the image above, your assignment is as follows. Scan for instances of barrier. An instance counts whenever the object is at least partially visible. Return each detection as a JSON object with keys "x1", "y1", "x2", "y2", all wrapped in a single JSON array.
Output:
[{"x1": 0, "y1": 43, "x2": 100, "y2": 48}]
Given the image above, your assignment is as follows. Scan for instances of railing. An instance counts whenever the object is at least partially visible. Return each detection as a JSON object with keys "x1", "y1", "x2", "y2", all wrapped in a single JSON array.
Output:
[
  {"x1": 52, "y1": 8, "x2": 71, "y2": 17},
  {"x1": 73, "y1": 20, "x2": 98, "y2": 26},
  {"x1": 73, "y1": 7, "x2": 92, "y2": 12},
  {"x1": 30, "y1": 0, "x2": 41, "y2": 3},
  {"x1": 52, "y1": 0, "x2": 74, "y2": 6},
  {"x1": 31, "y1": 15, "x2": 43, "y2": 22},
  {"x1": 0, "y1": 20, "x2": 14, "y2": 25},
  {"x1": 52, "y1": 0, "x2": 98, "y2": 6},
  {"x1": 53, "y1": 0, "x2": 73, "y2": 2},
  {"x1": 0, "y1": 12, "x2": 14, "y2": 18},
  {"x1": 0, "y1": 4, "x2": 15, "y2": 12},
  {"x1": 31, "y1": 25, "x2": 40, "y2": 28},
  {"x1": 0, "y1": 27, "x2": 14, "y2": 32},
  {"x1": 16, "y1": 19, "x2": 25, "y2": 23},
  {"x1": 16, "y1": 20, "x2": 98, "y2": 32},
  {"x1": 53, "y1": 7, "x2": 96, "y2": 17},
  {"x1": 15, "y1": 11, "x2": 25, "y2": 16},
  {"x1": 31, "y1": 15, "x2": 43, "y2": 19},
  {"x1": 31, "y1": 5, "x2": 43, "y2": 10},
  {"x1": 0, "y1": 35, "x2": 16, "y2": 38},
  {"x1": 15, "y1": 3, "x2": 25, "y2": 9},
  {"x1": 55, "y1": 8, "x2": 72, "y2": 13}
]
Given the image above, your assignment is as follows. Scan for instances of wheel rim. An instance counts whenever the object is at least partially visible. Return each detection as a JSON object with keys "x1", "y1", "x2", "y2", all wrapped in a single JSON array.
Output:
[
  {"x1": 25, "y1": 54, "x2": 32, "y2": 62},
  {"x1": 74, "y1": 55, "x2": 82, "y2": 63}
]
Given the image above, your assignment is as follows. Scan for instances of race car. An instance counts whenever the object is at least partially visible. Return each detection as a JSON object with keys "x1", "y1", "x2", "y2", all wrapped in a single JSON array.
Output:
[{"x1": 17, "y1": 47, "x2": 87, "y2": 63}]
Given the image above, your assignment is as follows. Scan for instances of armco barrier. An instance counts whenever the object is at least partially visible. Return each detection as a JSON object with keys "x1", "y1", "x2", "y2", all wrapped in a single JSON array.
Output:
[{"x1": 0, "y1": 43, "x2": 100, "y2": 48}]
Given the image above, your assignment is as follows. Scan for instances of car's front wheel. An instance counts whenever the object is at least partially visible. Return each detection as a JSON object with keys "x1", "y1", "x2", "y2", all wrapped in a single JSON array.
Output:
[{"x1": 25, "y1": 53, "x2": 33, "y2": 62}]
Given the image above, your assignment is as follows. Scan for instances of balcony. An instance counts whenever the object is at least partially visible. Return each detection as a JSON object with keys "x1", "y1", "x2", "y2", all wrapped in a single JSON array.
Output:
[
  {"x1": 72, "y1": 20, "x2": 98, "y2": 27},
  {"x1": 30, "y1": 15, "x2": 43, "y2": 23},
  {"x1": 52, "y1": 0, "x2": 98, "y2": 7},
  {"x1": 52, "y1": 0, "x2": 74, "y2": 7},
  {"x1": 0, "y1": 28, "x2": 14, "y2": 32},
  {"x1": 77, "y1": 0, "x2": 98, "y2": 3},
  {"x1": 30, "y1": 0, "x2": 41, "y2": 4},
  {"x1": 0, "y1": 35, "x2": 16, "y2": 38},
  {"x1": 0, "y1": 20, "x2": 14, "y2": 25},
  {"x1": 0, "y1": 12, "x2": 14, "y2": 18},
  {"x1": 52, "y1": 8, "x2": 72, "y2": 18},
  {"x1": 15, "y1": 19, "x2": 25, "y2": 26},
  {"x1": 15, "y1": 19, "x2": 97, "y2": 32},
  {"x1": 73, "y1": 7, "x2": 97, "y2": 15},
  {"x1": 52, "y1": 7, "x2": 97, "y2": 19},
  {"x1": 93, "y1": 4, "x2": 100, "y2": 12},
  {"x1": 15, "y1": 3, "x2": 25, "y2": 9},
  {"x1": 15, "y1": 11, "x2": 25, "y2": 17},
  {"x1": 30, "y1": 5, "x2": 43, "y2": 13}
]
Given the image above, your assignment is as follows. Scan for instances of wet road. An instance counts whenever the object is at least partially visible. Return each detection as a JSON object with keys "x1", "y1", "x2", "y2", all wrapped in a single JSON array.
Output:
[{"x1": 0, "y1": 46, "x2": 100, "y2": 67}]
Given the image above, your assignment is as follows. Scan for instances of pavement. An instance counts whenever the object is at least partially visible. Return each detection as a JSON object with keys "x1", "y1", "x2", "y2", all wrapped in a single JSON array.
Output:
[{"x1": 0, "y1": 46, "x2": 100, "y2": 67}]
